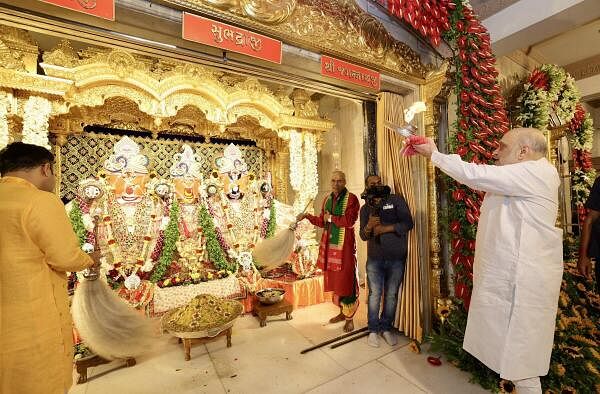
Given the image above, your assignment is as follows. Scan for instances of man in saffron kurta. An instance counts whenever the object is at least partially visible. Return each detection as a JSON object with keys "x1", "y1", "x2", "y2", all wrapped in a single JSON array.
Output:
[
  {"x1": 0, "y1": 142, "x2": 97, "y2": 394},
  {"x1": 299, "y1": 171, "x2": 360, "y2": 332}
]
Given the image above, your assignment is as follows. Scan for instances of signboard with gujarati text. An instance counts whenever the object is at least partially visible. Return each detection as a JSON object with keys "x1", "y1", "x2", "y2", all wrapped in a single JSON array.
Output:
[
  {"x1": 182, "y1": 13, "x2": 282, "y2": 64},
  {"x1": 39, "y1": 0, "x2": 115, "y2": 20},
  {"x1": 321, "y1": 55, "x2": 381, "y2": 90}
]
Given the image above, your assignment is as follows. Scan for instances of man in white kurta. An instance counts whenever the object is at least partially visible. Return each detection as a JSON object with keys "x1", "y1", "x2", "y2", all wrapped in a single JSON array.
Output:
[{"x1": 414, "y1": 128, "x2": 562, "y2": 394}]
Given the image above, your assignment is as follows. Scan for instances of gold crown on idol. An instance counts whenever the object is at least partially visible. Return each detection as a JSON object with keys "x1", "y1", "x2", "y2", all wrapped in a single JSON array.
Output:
[{"x1": 103, "y1": 136, "x2": 149, "y2": 174}]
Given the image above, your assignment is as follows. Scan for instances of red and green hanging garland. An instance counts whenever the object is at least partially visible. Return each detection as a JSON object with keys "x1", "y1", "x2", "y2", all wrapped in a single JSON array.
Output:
[{"x1": 382, "y1": 0, "x2": 509, "y2": 309}]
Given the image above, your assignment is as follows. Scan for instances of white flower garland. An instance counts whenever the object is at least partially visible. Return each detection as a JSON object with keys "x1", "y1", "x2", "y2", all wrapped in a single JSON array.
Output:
[
  {"x1": 518, "y1": 65, "x2": 596, "y2": 216},
  {"x1": 0, "y1": 99, "x2": 8, "y2": 150},
  {"x1": 292, "y1": 132, "x2": 319, "y2": 215},
  {"x1": 289, "y1": 130, "x2": 303, "y2": 191},
  {"x1": 517, "y1": 65, "x2": 579, "y2": 130},
  {"x1": 22, "y1": 96, "x2": 52, "y2": 149},
  {"x1": 302, "y1": 132, "x2": 319, "y2": 201}
]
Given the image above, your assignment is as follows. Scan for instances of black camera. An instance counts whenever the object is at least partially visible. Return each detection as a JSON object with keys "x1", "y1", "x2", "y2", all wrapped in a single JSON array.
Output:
[{"x1": 361, "y1": 185, "x2": 391, "y2": 214}]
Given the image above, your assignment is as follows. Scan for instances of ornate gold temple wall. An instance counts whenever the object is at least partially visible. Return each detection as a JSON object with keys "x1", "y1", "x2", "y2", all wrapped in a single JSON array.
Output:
[
  {"x1": 60, "y1": 131, "x2": 267, "y2": 201},
  {"x1": 0, "y1": 0, "x2": 450, "y2": 337}
]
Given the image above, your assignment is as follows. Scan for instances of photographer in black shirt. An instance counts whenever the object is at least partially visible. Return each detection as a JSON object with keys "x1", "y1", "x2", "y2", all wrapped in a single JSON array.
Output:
[{"x1": 359, "y1": 175, "x2": 413, "y2": 347}]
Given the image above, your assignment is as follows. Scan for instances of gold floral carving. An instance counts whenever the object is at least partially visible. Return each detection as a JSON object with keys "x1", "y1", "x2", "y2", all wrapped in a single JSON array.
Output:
[
  {"x1": 0, "y1": 41, "x2": 25, "y2": 72},
  {"x1": 42, "y1": 39, "x2": 79, "y2": 68},
  {"x1": 0, "y1": 26, "x2": 38, "y2": 73},
  {"x1": 2, "y1": 41, "x2": 333, "y2": 198},
  {"x1": 181, "y1": 0, "x2": 296, "y2": 24},
  {"x1": 420, "y1": 63, "x2": 449, "y2": 312},
  {"x1": 0, "y1": 68, "x2": 71, "y2": 96},
  {"x1": 163, "y1": 0, "x2": 427, "y2": 81}
]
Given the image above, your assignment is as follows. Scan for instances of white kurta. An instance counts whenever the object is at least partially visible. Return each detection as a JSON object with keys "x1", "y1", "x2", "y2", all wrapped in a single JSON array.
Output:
[{"x1": 431, "y1": 152, "x2": 563, "y2": 380}]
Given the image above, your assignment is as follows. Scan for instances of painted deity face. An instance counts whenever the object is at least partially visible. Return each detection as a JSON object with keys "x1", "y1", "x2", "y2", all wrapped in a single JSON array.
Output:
[
  {"x1": 154, "y1": 183, "x2": 171, "y2": 199},
  {"x1": 220, "y1": 173, "x2": 249, "y2": 200},
  {"x1": 260, "y1": 182, "x2": 272, "y2": 198},
  {"x1": 106, "y1": 172, "x2": 149, "y2": 203},
  {"x1": 83, "y1": 184, "x2": 102, "y2": 200},
  {"x1": 173, "y1": 177, "x2": 200, "y2": 204}
]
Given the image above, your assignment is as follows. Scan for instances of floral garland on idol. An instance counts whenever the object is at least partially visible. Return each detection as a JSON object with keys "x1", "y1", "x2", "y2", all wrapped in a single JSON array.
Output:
[
  {"x1": 198, "y1": 202, "x2": 237, "y2": 273},
  {"x1": 149, "y1": 198, "x2": 180, "y2": 283},
  {"x1": 518, "y1": 64, "x2": 596, "y2": 224},
  {"x1": 383, "y1": 0, "x2": 509, "y2": 310}
]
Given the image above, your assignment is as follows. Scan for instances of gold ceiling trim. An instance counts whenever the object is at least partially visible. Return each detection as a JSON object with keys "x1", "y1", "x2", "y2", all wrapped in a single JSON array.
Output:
[
  {"x1": 0, "y1": 31, "x2": 334, "y2": 143},
  {"x1": 162, "y1": 0, "x2": 429, "y2": 82},
  {"x1": 0, "y1": 68, "x2": 72, "y2": 96}
]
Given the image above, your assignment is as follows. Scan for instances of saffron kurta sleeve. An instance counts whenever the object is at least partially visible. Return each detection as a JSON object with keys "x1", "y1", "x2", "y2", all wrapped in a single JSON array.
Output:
[
  {"x1": 0, "y1": 177, "x2": 94, "y2": 394},
  {"x1": 27, "y1": 193, "x2": 94, "y2": 272}
]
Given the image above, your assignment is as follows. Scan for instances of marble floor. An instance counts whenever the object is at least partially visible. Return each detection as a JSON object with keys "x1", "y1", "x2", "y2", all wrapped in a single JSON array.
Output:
[{"x1": 69, "y1": 300, "x2": 490, "y2": 394}]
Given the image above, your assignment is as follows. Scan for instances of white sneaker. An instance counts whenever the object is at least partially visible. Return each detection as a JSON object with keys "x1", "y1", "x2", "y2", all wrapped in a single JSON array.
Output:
[
  {"x1": 367, "y1": 332, "x2": 380, "y2": 347},
  {"x1": 382, "y1": 331, "x2": 398, "y2": 346}
]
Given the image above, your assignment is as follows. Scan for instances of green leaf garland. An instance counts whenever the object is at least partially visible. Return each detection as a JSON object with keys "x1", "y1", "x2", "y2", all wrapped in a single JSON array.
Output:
[
  {"x1": 68, "y1": 200, "x2": 87, "y2": 247},
  {"x1": 198, "y1": 203, "x2": 237, "y2": 272},
  {"x1": 266, "y1": 200, "x2": 277, "y2": 239},
  {"x1": 150, "y1": 199, "x2": 179, "y2": 283}
]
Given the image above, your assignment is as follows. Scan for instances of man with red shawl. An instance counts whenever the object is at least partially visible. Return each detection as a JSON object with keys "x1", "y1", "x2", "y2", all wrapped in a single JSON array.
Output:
[{"x1": 298, "y1": 170, "x2": 360, "y2": 332}]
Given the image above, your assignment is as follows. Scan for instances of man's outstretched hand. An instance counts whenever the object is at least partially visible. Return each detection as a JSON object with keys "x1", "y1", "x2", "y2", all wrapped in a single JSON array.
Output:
[{"x1": 412, "y1": 137, "x2": 438, "y2": 159}]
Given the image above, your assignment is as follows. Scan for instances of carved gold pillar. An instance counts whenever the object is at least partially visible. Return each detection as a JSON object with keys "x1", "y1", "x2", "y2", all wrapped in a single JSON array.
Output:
[
  {"x1": 548, "y1": 126, "x2": 568, "y2": 229},
  {"x1": 273, "y1": 138, "x2": 290, "y2": 204},
  {"x1": 53, "y1": 133, "x2": 68, "y2": 197},
  {"x1": 420, "y1": 64, "x2": 448, "y2": 323}
]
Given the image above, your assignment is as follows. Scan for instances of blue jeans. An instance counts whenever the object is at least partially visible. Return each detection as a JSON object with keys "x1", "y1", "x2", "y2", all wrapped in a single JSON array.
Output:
[{"x1": 367, "y1": 257, "x2": 406, "y2": 332}]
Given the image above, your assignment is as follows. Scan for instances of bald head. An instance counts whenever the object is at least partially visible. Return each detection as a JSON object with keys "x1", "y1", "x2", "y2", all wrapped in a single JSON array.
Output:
[
  {"x1": 511, "y1": 128, "x2": 547, "y2": 156},
  {"x1": 332, "y1": 170, "x2": 346, "y2": 181},
  {"x1": 331, "y1": 170, "x2": 347, "y2": 195},
  {"x1": 493, "y1": 127, "x2": 547, "y2": 165}
]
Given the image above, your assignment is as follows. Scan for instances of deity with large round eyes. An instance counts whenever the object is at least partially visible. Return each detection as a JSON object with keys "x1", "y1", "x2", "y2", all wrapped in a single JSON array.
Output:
[
  {"x1": 67, "y1": 136, "x2": 168, "y2": 297},
  {"x1": 153, "y1": 182, "x2": 172, "y2": 200},
  {"x1": 77, "y1": 179, "x2": 104, "y2": 202},
  {"x1": 167, "y1": 144, "x2": 207, "y2": 279}
]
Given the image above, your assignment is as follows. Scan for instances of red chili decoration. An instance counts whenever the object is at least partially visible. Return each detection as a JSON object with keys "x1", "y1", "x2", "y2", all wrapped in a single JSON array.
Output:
[
  {"x1": 451, "y1": 237, "x2": 464, "y2": 249},
  {"x1": 450, "y1": 220, "x2": 461, "y2": 234},
  {"x1": 457, "y1": 146, "x2": 468, "y2": 157},
  {"x1": 452, "y1": 188, "x2": 465, "y2": 202},
  {"x1": 464, "y1": 196, "x2": 475, "y2": 208},
  {"x1": 466, "y1": 210, "x2": 477, "y2": 224},
  {"x1": 467, "y1": 240, "x2": 476, "y2": 251}
]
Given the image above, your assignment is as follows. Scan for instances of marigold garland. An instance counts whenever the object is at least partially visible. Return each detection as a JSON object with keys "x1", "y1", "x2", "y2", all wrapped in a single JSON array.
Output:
[{"x1": 150, "y1": 199, "x2": 180, "y2": 283}]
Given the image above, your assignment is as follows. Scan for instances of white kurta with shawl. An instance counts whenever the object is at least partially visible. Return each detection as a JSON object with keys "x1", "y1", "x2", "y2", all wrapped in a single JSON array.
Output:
[{"x1": 431, "y1": 152, "x2": 562, "y2": 380}]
